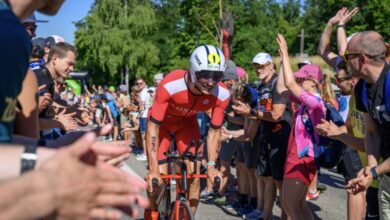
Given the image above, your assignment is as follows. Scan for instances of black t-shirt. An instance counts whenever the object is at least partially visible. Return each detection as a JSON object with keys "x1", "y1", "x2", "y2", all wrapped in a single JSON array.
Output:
[
  {"x1": 257, "y1": 75, "x2": 292, "y2": 139},
  {"x1": 355, "y1": 63, "x2": 390, "y2": 159},
  {"x1": 33, "y1": 66, "x2": 55, "y2": 98},
  {"x1": 224, "y1": 101, "x2": 243, "y2": 131}
]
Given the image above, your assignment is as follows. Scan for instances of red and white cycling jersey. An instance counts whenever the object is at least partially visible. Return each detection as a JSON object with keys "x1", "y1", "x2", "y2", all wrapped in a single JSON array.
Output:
[{"x1": 149, "y1": 69, "x2": 230, "y2": 129}]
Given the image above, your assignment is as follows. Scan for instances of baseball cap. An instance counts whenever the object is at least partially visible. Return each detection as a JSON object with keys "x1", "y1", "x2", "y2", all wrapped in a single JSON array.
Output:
[
  {"x1": 252, "y1": 52, "x2": 273, "y2": 65},
  {"x1": 108, "y1": 86, "x2": 115, "y2": 92},
  {"x1": 45, "y1": 35, "x2": 65, "y2": 48},
  {"x1": 23, "y1": 13, "x2": 48, "y2": 23},
  {"x1": 298, "y1": 59, "x2": 312, "y2": 66},
  {"x1": 236, "y1": 67, "x2": 246, "y2": 78},
  {"x1": 32, "y1": 37, "x2": 46, "y2": 49},
  {"x1": 294, "y1": 64, "x2": 323, "y2": 82},
  {"x1": 223, "y1": 67, "x2": 238, "y2": 81},
  {"x1": 148, "y1": 87, "x2": 156, "y2": 93},
  {"x1": 153, "y1": 73, "x2": 163, "y2": 82},
  {"x1": 227, "y1": 60, "x2": 236, "y2": 68},
  {"x1": 119, "y1": 84, "x2": 128, "y2": 92}
]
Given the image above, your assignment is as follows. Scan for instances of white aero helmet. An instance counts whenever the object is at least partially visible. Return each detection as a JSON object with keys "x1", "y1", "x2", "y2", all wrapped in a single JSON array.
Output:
[{"x1": 189, "y1": 45, "x2": 226, "y2": 82}]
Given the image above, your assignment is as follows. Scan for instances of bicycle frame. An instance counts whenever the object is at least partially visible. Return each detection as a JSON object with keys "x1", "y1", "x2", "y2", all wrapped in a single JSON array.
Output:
[{"x1": 155, "y1": 139, "x2": 206, "y2": 220}]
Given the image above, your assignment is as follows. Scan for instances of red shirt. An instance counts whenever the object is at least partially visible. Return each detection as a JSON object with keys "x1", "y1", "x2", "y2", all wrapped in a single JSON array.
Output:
[{"x1": 149, "y1": 69, "x2": 230, "y2": 128}]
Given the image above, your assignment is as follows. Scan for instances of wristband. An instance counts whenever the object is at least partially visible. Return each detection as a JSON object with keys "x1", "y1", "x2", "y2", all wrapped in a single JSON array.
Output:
[
  {"x1": 207, "y1": 161, "x2": 216, "y2": 167},
  {"x1": 337, "y1": 24, "x2": 345, "y2": 29},
  {"x1": 371, "y1": 166, "x2": 381, "y2": 179},
  {"x1": 21, "y1": 143, "x2": 38, "y2": 174}
]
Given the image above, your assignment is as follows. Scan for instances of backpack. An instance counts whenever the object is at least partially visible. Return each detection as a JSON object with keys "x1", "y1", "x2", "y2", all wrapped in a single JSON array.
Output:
[
  {"x1": 303, "y1": 102, "x2": 346, "y2": 169},
  {"x1": 361, "y1": 69, "x2": 390, "y2": 112}
]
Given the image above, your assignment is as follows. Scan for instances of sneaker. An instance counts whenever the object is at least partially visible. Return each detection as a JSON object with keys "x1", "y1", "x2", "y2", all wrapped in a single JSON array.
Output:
[
  {"x1": 238, "y1": 204, "x2": 254, "y2": 216},
  {"x1": 306, "y1": 190, "x2": 320, "y2": 201},
  {"x1": 136, "y1": 154, "x2": 147, "y2": 161},
  {"x1": 213, "y1": 195, "x2": 227, "y2": 205},
  {"x1": 200, "y1": 190, "x2": 213, "y2": 201},
  {"x1": 225, "y1": 201, "x2": 242, "y2": 210},
  {"x1": 243, "y1": 209, "x2": 262, "y2": 219},
  {"x1": 317, "y1": 183, "x2": 327, "y2": 192}
]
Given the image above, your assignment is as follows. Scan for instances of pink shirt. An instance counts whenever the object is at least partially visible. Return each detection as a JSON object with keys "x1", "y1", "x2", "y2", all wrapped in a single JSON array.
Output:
[{"x1": 290, "y1": 90, "x2": 326, "y2": 158}]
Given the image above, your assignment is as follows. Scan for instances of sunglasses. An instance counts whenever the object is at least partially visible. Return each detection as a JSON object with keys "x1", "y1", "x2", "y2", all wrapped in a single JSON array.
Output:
[
  {"x1": 335, "y1": 76, "x2": 352, "y2": 84},
  {"x1": 136, "y1": 82, "x2": 144, "y2": 86},
  {"x1": 343, "y1": 50, "x2": 383, "y2": 63},
  {"x1": 252, "y1": 63, "x2": 269, "y2": 70},
  {"x1": 195, "y1": 70, "x2": 224, "y2": 82}
]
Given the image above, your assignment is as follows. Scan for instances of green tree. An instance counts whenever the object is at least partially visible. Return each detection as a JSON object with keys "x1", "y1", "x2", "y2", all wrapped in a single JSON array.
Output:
[{"x1": 75, "y1": 0, "x2": 159, "y2": 85}]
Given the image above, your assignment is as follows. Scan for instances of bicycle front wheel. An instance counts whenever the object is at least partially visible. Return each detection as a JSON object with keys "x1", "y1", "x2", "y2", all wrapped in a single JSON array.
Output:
[{"x1": 170, "y1": 199, "x2": 195, "y2": 220}]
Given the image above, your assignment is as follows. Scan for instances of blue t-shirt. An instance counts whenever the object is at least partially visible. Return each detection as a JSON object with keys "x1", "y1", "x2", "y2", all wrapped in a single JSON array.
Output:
[{"x1": 0, "y1": 2, "x2": 32, "y2": 143}]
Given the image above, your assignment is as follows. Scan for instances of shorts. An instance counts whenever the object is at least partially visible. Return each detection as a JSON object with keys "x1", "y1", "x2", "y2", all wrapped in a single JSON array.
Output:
[
  {"x1": 139, "y1": 118, "x2": 147, "y2": 133},
  {"x1": 338, "y1": 147, "x2": 363, "y2": 183},
  {"x1": 257, "y1": 124, "x2": 290, "y2": 181},
  {"x1": 243, "y1": 138, "x2": 261, "y2": 169},
  {"x1": 157, "y1": 116, "x2": 202, "y2": 164},
  {"x1": 366, "y1": 186, "x2": 380, "y2": 220},
  {"x1": 284, "y1": 130, "x2": 316, "y2": 186},
  {"x1": 235, "y1": 142, "x2": 245, "y2": 164},
  {"x1": 113, "y1": 115, "x2": 121, "y2": 127},
  {"x1": 219, "y1": 140, "x2": 239, "y2": 161}
]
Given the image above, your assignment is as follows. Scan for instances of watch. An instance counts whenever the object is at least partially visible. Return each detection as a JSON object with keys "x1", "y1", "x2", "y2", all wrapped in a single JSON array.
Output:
[
  {"x1": 337, "y1": 24, "x2": 345, "y2": 29},
  {"x1": 370, "y1": 166, "x2": 381, "y2": 179},
  {"x1": 21, "y1": 143, "x2": 38, "y2": 174}
]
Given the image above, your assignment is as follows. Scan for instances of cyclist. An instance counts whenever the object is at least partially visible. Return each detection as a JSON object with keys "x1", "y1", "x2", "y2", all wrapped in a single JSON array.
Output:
[{"x1": 144, "y1": 45, "x2": 230, "y2": 219}]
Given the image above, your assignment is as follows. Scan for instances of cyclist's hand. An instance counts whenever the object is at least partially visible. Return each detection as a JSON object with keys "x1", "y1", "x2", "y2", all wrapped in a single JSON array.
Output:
[
  {"x1": 145, "y1": 171, "x2": 162, "y2": 193},
  {"x1": 207, "y1": 167, "x2": 222, "y2": 190}
]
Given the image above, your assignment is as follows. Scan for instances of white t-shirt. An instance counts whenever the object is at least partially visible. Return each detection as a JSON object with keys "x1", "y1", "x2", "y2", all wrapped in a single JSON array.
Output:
[{"x1": 140, "y1": 87, "x2": 151, "y2": 118}]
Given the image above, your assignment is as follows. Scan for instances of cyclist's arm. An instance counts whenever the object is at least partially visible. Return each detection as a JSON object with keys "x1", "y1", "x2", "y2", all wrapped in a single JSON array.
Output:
[
  {"x1": 146, "y1": 85, "x2": 170, "y2": 173},
  {"x1": 146, "y1": 121, "x2": 160, "y2": 173},
  {"x1": 207, "y1": 97, "x2": 230, "y2": 163}
]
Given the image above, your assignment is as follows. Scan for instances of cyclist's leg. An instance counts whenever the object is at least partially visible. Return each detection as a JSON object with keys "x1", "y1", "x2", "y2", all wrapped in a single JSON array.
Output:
[
  {"x1": 145, "y1": 126, "x2": 170, "y2": 219},
  {"x1": 175, "y1": 117, "x2": 202, "y2": 214}
]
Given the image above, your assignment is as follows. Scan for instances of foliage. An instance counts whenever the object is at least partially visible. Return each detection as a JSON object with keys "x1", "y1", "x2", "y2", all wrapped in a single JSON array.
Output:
[{"x1": 75, "y1": 0, "x2": 389, "y2": 84}]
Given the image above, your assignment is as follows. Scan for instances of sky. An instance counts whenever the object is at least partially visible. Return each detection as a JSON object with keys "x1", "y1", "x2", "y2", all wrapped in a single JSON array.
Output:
[{"x1": 35, "y1": 0, "x2": 94, "y2": 45}]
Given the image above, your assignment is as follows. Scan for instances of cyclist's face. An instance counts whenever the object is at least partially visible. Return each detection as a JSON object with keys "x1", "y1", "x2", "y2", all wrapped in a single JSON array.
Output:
[{"x1": 195, "y1": 78, "x2": 217, "y2": 95}]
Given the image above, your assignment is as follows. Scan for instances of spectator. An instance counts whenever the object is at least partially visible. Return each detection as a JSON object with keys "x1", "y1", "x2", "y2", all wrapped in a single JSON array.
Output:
[
  {"x1": 276, "y1": 34, "x2": 327, "y2": 220},
  {"x1": 137, "y1": 78, "x2": 149, "y2": 161},
  {"x1": 233, "y1": 52, "x2": 292, "y2": 220},
  {"x1": 153, "y1": 73, "x2": 164, "y2": 86},
  {"x1": 345, "y1": 31, "x2": 389, "y2": 220},
  {"x1": 212, "y1": 66, "x2": 239, "y2": 205}
]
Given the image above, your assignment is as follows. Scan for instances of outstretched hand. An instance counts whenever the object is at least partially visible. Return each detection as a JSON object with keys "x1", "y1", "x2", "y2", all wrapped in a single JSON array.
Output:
[
  {"x1": 277, "y1": 34, "x2": 288, "y2": 59},
  {"x1": 339, "y1": 7, "x2": 359, "y2": 25},
  {"x1": 328, "y1": 7, "x2": 348, "y2": 25}
]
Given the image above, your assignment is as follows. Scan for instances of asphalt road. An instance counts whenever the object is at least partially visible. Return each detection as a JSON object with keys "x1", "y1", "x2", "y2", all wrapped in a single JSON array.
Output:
[{"x1": 122, "y1": 154, "x2": 348, "y2": 220}]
